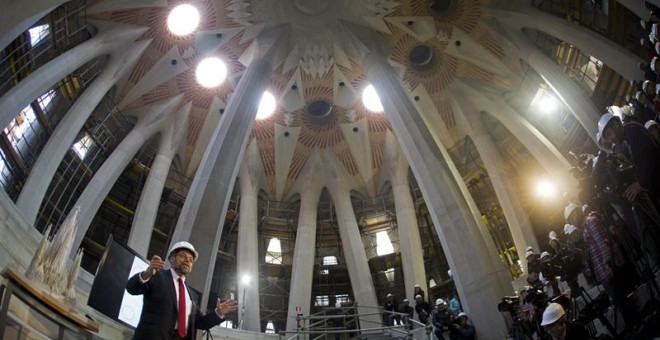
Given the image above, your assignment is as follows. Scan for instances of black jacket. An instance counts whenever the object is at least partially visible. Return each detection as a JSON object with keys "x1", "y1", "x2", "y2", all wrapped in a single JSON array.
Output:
[{"x1": 126, "y1": 269, "x2": 223, "y2": 340}]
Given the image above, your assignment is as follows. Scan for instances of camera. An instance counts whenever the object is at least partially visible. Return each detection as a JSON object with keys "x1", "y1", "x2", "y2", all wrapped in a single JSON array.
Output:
[{"x1": 497, "y1": 296, "x2": 520, "y2": 313}]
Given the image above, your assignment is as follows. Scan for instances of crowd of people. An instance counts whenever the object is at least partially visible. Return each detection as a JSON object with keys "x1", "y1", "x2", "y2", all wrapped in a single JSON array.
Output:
[
  {"x1": 515, "y1": 4, "x2": 660, "y2": 338},
  {"x1": 381, "y1": 285, "x2": 474, "y2": 340}
]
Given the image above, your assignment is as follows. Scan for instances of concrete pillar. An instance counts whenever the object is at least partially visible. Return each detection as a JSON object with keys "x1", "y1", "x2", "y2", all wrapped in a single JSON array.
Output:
[
  {"x1": 169, "y1": 26, "x2": 286, "y2": 310},
  {"x1": 615, "y1": 0, "x2": 649, "y2": 19},
  {"x1": 285, "y1": 155, "x2": 323, "y2": 333},
  {"x1": 236, "y1": 143, "x2": 263, "y2": 332},
  {"x1": 342, "y1": 22, "x2": 509, "y2": 334},
  {"x1": 0, "y1": 21, "x2": 148, "y2": 131},
  {"x1": 0, "y1": 0, "x2": 68, "y2": 51},
  {"x1": 69, "y1": 96, "x2": 181, "y2": 254},
  {"x1": 327, "y1": 179, "x2": 381, "y2": 329},
  {"x1": 127, "y1": 103, "x2": 191, "y2": 257},
  {"x1": 15, "y1": 40, "x2": 150, "y2": 226},
  {"x1": 454, "y1": 101, "x2": 540, "y2": 274},
  {"x1": 384, "y1": 141, "x2": 428, "y2": 303}
]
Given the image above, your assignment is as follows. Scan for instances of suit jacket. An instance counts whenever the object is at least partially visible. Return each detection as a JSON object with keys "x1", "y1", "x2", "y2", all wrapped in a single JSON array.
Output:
[{"x1": 126, "y1": 269, "x2": 223, "y2": 340}]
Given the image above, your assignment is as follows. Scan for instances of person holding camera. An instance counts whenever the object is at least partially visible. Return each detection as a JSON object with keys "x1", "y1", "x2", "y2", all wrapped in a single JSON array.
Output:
[
  {"x1": 448, "y1": 312, "x2": 475, "y2": 340},
  {"x1": 432, "y1": 299, "x2": 452, "y2": 340}
]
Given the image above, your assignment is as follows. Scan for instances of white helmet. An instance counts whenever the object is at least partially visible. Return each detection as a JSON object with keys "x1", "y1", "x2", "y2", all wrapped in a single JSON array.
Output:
[
  {"x1": 435, "y1": 298, "x2": 445, "y2": 306},
  {"x1": 414, "y1": 283, "x2": 421, "y2": 288},
  {"x1": 646, "y1": 120, "x2": 658, "y2": 129},
  {"x1": 540, "y1": 251, "x2": 551, "y2": 260},
  {"x1": 564, "y1": 224, "x2": 577, "y2": 235},
  {"x1": 168, "y1": 241, "x2": 198, "y2": 260},
  {"x1": 540, "y1": 303, "x2": 565, "y2": 326},
  {"x1": 563, "y1": 203, "x2": 580, "y2": 222}
]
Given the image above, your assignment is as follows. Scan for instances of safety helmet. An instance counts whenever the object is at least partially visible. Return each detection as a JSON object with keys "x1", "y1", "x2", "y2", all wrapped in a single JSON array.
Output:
[
  {"x1": 435, "y1": 298, "x2": 445, "y2": 306},
  {"x1": 414, "y1": 283, "x2": 421, "y2": 288},
  {"x1": 168, "y1": 241, "x2": 198, "y2": 260},
  {"x1": 646, "y1": 120, "x2": 658, "y2": 129},
  {"x1": 415, "y1": 295, "x2": 423, "y2": 300},
  {"x1": 564, "y1": 224, "x2": 577, "y2": 235},
  {"x1": 540, "y1": 303, "x2": 565, "y2": 326},
  {"x1": 457, "y1": 312, "x2": 467, "y2": 319},
  {"x1": 548, "y1": 230, "x2": 558, "y2": 240},
  {"x1": 525, "y1": 250, "x2": 535, "y2": 259},
  {"x1": 540, "y1": 251, "x2": 551, "y2": 260},
  {"x1": 387, "y1": 293, "x2": 393, "y2": 298},
  {"x1": 563, "y1": 203, "x2": 580, "y2": 222}
]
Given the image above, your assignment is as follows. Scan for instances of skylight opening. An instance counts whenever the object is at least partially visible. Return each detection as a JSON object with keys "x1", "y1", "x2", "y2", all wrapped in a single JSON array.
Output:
[
  {"x1": 29, "y1": 24, "x2": 49, "y2": 46},
  {"x1": 376, "y1": 231, "x2": 394, "y2": 256},
  {"x1": 265, "y1": 237, "x2": 282, "y2": 265},
  {"x1": 167, "y1": 4, "x2": 200, "y2": 36},
  {"x1": 196, "y1": 57, "x2": 228, "y2": 88},
  {"x1": 38, "y1": 89, "x2": 57, "y2": 111},
  {"x1": 256, "y1": 91, "x2": 276, "y2": 120},
  {"x1": 362, "y1": 84, "x2": 384, "y2": 112},
  {"x1": 323, "y1": 256, "x2": 338, "y2": 266},
  {"x1": 72, "y1": 133, "x2": 94, "y2": 159},
  {"x1": 266, "y1": 321, "x2": 275, "y2": 334}
]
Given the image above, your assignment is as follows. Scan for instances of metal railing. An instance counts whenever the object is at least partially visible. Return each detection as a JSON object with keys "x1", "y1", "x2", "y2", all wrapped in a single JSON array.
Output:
[{"x1": 278, "y1": 304, "x2": 433, "y2": 339}]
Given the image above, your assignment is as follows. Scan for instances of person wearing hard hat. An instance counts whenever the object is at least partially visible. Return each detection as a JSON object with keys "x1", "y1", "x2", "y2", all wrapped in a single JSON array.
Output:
[
  {"x1": 448, "y1": 312, "x2": 475, "y2": 340},
  {"x1": 431, "y1": 298, "x2": 452, "y2": 340},
  {"x1": 398, "y1": 299, "x2": 414, "y2": 329},
  {"x1": 383, "y1": 293, "x2": 399, "y2": 326},
  {"x1": 646, "y1": 120, "x2": 660, "y2": 145},
  {"x1": 539, "y1": 251, "x2": 560, "y2": 296},
  {"x1": 127, "y1": 241, "x2": 238, "y2": 340},
  {"x1": 412, "y1": 283, "x2": 425, "y2": 303},
  {"x1": 414, "y1": 294, "x2": 431, "y2": 325},
  {"x1": 540, "y1": 303, "x2": 588, "y2": 339},
  {"x1": 598, "y1": 112, "x2": 660, "y2": 203},
  {"x1": 525, "y1": 249, "x2": 542, "y2": 288}
]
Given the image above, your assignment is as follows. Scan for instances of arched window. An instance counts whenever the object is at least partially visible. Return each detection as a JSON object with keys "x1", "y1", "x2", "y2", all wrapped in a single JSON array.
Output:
[
  {"x1": 265, "y1": 238, "x2": 282, "y2": 264},
  {"x1": 376, "y1": 231, "x2": 394, "y2": 256}
]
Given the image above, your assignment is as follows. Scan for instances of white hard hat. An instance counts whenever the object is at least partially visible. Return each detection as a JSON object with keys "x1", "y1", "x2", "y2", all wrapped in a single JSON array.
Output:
[
  {"x1": 646, "y1": 120, "x2": 658, "y2": 129},
  {"x1": 548, "y1": 231, "x2": 558, "y2": 240},
  {"x1": 564, "y1": 203, "x2": 580, "y2": 221},
  {"x1": 525, "y1": 250, "x2": 535, "y2": 259},
  {"x1": 541, "y1": 303, "x2": 565, "y2": 326},
  {"x1": 540, "y1": 251, "x2": 551, "y2": 260},
  {"x1": 525, "y1": 246, "x2": 534, "y2": 253},
  {"x1": 403, "y1": 299, "x2": 409, "y2": 303},
  {"x1": 415, "y1": 295, "x2": 422, "y2": 299},
  {"x1": 436, "y1": 298, "x2": 445, "y2": 305},
  {"x1": 457, "y1": 312, "x2": 467, "y2": 319},
  {"x1": 564, "y1": 224, "x2": 577, "y2": 235},
  {"x1": 168, "y1": 241, "x2": 198, "y2": 260},
  {"x1": 387, "y1": 293, "x2": 393, "y2": 298},
  {"x1": 414, "y1": 283, "x2": 421, "y2": 288},
  {"x1": 596, "y1": 113, "x2": 619, "y2": 141}
]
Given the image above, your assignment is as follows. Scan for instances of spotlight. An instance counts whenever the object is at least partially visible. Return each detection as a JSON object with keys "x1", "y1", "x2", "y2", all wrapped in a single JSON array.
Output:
[{"x1": 167, "y1": 4, "x2": 200, "y2": 36}]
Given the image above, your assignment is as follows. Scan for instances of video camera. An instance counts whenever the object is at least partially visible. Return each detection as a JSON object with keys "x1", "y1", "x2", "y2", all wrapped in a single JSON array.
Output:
[
  {"x1": 497, "y1": 296, "x2": 520, "y2": 313},
  {"x1": 573, "y1": 150, "x2": 636, "y2": 208}
]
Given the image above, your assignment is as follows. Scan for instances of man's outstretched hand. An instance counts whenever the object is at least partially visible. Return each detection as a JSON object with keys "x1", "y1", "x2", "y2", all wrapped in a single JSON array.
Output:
[
  {"x1": 216, "y1": 299, "x2": 238, "y2": 316},
  {"x1": 140, "y1": 255, "x2": 165, "y2": 280}
]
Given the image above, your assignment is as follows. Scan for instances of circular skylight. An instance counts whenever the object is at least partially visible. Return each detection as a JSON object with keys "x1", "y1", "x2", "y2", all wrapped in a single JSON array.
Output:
[
  {"x1": 196, "y1": 57, "x2": 227, "y2": 88},
  {"x1": 538, "y1": 95, "x2": 558, "y2": 114},
  {"x1": 362, "y1": 85, "x2": 384, "y2": 112},
  {"x1": 167, "y1": 4, "x2": 200, "y2": 36},
  {"x1": 256, "y1": 91, "x2": 276, "y2": 120}
]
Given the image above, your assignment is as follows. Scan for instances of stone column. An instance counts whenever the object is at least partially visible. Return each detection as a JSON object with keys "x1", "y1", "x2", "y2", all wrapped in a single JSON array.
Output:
[
  {"x1": 285, "y1": 154, "x2": 323, "y2": 333},
  {"x1": 0, "y1": 22, "x2": 148, "y2": 130},
  {"x1": 169, "y1": 25, "x2": 287, "y2": 311},
  {"x1": 16, "y1": 40, "x2": 151, "y2": 226},
  {"x1": 0, "y1": 0, "x2": 68, "y2": 51},
  {"x1": 458, "y1": 105, "x2": 540, "y2": 273},
  {"x1": 384, "y1": 141, "x2": 428, "y2": 303},
  {"x1": 128, "y1": 103, "x2": 191, "y2": 257},
  {"x1": 69, "y1": 96, "x2": 180, "y2": 254},
  {"x1": 348, "y1": 25, "x2": 509, "y2": 333},
  {"x1": 328, "y1": 174, "x2": 381, "y2": 329},
  {"x1": 236, "y1": 143, "x2": 262, "y2": 332},
  {"x1": 615, "y1": 0, "x2": 649, "y2": 19}
]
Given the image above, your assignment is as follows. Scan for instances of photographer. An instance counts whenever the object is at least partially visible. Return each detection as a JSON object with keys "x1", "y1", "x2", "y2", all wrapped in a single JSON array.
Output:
[
  {"x1": 540, "y1": 251, "x2": 561, "y2": 296},
  {"x1": 449, "y1": 313, "x2": 475, "y2": 340}
]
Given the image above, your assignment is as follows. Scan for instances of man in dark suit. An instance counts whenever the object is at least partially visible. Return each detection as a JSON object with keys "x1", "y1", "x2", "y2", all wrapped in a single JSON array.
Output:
[{"x1": 127, "y1": 241, "x2": 237, "y2": 340}]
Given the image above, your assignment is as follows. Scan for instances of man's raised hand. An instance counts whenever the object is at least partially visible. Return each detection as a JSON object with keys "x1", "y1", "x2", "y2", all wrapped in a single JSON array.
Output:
[{"x1": 141, "y1": 255, "x2": 165, "y2": 280}]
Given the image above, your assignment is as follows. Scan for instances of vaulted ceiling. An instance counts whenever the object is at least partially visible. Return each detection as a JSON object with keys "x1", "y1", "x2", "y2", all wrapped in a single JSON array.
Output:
[{"x1": 87, "y1": 0, "x2": 527, "y2": 200}]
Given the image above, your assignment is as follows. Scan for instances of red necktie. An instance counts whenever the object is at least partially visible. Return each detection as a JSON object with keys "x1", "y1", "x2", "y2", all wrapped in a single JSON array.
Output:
[{"x1": 177, "y1": 277, "x2": 187, "y2": 338}]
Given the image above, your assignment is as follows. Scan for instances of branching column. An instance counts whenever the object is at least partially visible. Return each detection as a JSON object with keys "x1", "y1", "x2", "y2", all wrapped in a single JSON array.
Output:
[
  {"x1": 16, "y1": 41, "x2": 151, "y2": 225},
  {"x1": 128, "y1": 103, "x2": 191, "y2": 257},
  {"x1": 69, "y1": 96, "x2": 180, "y2": 254},
  {"x1": 328, "y1": 183, "x2": 381, "y2": 330},
  {"x1": 363, "y1": 50, "x2": 509, "y2": 336}
]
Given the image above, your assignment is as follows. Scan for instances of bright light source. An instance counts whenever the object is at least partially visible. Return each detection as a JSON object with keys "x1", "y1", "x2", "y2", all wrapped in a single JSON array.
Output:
[
  {"x1": 241, "y1": 274, "x2": 251, "y2": 285},
  {"x1": 376, "y1": 231, "x2": 394, "y2": 256},
  {"x1": 167, "y1": 4, "x2": 200, "y2": 36},
  {"x1": 256, "y1": 91, "x2": 276, "y2": 120},
  {"x1": 536, "y1": 179, "x2": 557, "y2": 198},
  {"x1": 196, "y1": 57, "x2": 227, "y2": 88},
  {"x1": 362, "y1": 84, "x2": 384, "y2": 112},
  {"x1": 537, "y1": 94, "x2": 558, "y2": 114}
]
